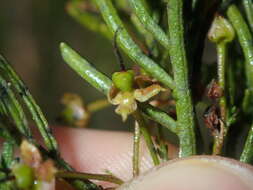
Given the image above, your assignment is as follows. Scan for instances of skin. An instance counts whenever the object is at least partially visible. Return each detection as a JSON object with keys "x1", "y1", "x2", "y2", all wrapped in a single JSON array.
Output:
[
  {"x1": 53, "y1": 127, "x2": 253, "y2": 190},
  {"x1": 1, "y1": 127, "x2": 253, "y2": 189}
]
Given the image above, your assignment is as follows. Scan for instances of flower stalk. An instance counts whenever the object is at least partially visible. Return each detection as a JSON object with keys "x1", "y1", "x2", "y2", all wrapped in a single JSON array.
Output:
[
  {"x1": 133, "y1": 110, "x2": 160, "y2": 165},
  {"x1": 207, "y1": 15, "x2": 235, "y2": 155},
  {"x1": 132, "y1": 121, "x2": 141, "y2": 177}
]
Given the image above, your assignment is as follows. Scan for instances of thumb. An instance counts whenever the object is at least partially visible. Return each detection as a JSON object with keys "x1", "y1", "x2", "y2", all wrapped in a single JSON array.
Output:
[{"x1": 118, "y1": 156, "x2": 253, "y2": 190}]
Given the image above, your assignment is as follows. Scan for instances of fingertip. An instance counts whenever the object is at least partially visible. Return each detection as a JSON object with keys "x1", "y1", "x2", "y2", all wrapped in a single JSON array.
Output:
[
  {"x1": 53, "y1": 127, "x2": 154, "y2": 181},
  {"x1": 118, "y1": 156, "x2": 253, "y2": 190}
]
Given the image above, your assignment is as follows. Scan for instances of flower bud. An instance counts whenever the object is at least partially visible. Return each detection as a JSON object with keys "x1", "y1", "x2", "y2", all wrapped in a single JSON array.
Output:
[
  {"x1": 112, "y1": 70, "x2": 134, "y2": 92},
  {"x1": 12, "y1": 164, "x2": 35, "y2": 189},
  {"x1": 60, "y1": 93, "x2": 90, "y2": 128},
  {"x1": 208, "y1": 15, "x2": 235, "y2": 44}
]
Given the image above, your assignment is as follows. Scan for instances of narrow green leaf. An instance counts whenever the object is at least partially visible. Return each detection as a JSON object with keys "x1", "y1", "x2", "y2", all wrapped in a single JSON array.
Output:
[
  {"x1": 67, "y1": 1, "x2": 111, "y2": 40},
  {"x1": 140, "y1": 103, "x2": 177, "y2": 133},
  {"x1": 0, "y1": 55, "x2": 58, "y2": 153},
  {"x1": 227, "y1": 5, "x2": 253, "y2": 88},
  {"x1": 60, "y1": 42, "x2": 112, "y2": 95},
  {"x1": 243, "y1": 0, "x2": 253, "y2": 33},
  {"x1": 0, "y1": 76, "x2": 32, "y2": 139},
  {"x1": 0, "y1": 141, "x2": 15, "y2": 169},
  {"x1": 129, "y1": 0, "x2": 170, "y2": 49},
  {"x1": 240, "y1": 123, "x2": 253, "y2": 163}
]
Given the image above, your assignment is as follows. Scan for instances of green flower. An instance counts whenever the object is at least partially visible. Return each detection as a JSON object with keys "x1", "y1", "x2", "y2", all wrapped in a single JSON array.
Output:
[
  {"x1": 109, "y1": 71, "x2": 166, "y2": 121},
  {"x1": 60, "y1": 93, "x2": 90, "y2": 128}
]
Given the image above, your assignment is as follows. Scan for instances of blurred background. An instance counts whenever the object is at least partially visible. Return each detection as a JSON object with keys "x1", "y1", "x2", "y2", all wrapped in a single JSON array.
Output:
[{"x1": 0, "y1": 0, "x2": 133, "y2": 131}]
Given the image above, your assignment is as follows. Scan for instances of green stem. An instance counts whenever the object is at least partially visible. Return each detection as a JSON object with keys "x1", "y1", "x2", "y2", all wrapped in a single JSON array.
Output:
[
  {"x1": 243, "y1": 89, "x2": 251, "y2": 112},
  {"x1": 212, "y1": 118, "x2": 226, "y2": 155},
  {"x1": 132, "y1": 121, "x2": 141, "y2": 177},
  {"x1": 217, "y1": 43, "x2": 227, "y2": 122},
  {"x1": 211, "y1": 43, "x2": 228, "y2": 155},
  {"x1": 92, "y1": 0, "x2": 175, "y2": 89},
  {"x1": 133, "y1": 110, "x2": 160, "y2": 165},
  {"x1": 227, "y1": 56, "x2": 235, "y2": 106},
  {"x1": 157, "y1": 126, "x2": 169, "y2": 161},
  {"x1": 139, "y1": 103, "x2": 177, "y2": 134},
  {"x1": 167, "y1": 0, "x2": 196, "y2": 157},
  {"x1": 129, "y1": 0, "x2": 170, "y2": 49},
  {"x1": 87, "y1": 99, "x2": 110, "y2": 113},
  {"x1": 0, "y1": 55, "x2": 58, "y2": 153},
  {"x1": 71, "y1": 180, "x2": 100, "y2": 190},
  {"x1": 227, "y1": 5, "x2": 253, "y2": 114},
  {"x1": 243, "y1": 0, "x2": 253, "y2": 33},
  {"x1": 240, "y1": 123, "x2": 253, "y2": 163},
  {"x1": 56, "y1": 171, "x2": 124, "y2": 185},
  {"x1": 212, "y1": 135, "x2": 223, "y2": 155},
  {"x1": 39, "y1": 148, "x2": 101, "y2": 190}
]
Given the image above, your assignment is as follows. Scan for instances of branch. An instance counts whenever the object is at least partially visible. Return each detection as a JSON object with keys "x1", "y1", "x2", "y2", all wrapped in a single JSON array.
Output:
[
  {"x1": 167, "y1": 0, "x2": 196, "y2": 157},
  {"x1": 92, "y1": 0, "x2": 175, "y2": 89},
  {"x1": 0, "y1": 55, "x2": 59, "y2": 153}
]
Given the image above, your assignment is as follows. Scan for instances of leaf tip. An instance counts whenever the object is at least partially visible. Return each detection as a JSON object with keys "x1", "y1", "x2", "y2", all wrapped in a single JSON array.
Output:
[{"x1": 60, "y1": 42, "x2": 67, "y2": 52}]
